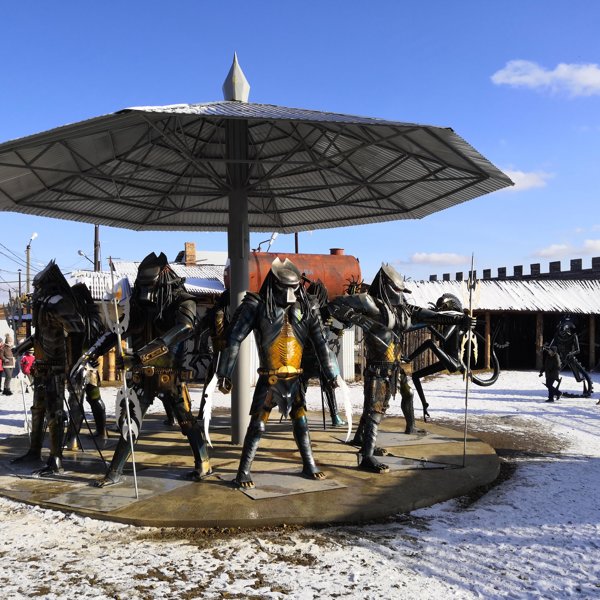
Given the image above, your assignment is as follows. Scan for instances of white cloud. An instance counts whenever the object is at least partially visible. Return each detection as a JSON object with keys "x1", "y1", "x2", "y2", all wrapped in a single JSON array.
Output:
[
  {"x1": 502, "y1": 169, "x2": 553, "y2": 192},
  {"x1": 582, "y1": 239, "x2": 600, "y2": 254},
  {"x1": 492, "y1": 60, "x2": 600, "y2": 97},
  {"x1": 534, "y1": 244, "x2": 573, "y2": 258},
  {"x1": 409, "y1": 252, "x2": 469, "y2": 265}
]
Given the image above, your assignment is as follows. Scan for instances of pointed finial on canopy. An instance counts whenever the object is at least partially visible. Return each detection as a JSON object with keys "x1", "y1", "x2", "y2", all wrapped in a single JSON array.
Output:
[{"x1": 222, "y1": 53, "x2": 250, "y2": 102}]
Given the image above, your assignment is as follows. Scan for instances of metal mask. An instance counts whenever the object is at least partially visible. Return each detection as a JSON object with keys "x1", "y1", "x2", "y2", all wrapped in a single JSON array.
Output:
[
  {"x1": 135, "y1": 252, "x2": 168, "y2": 305},
  {"x1": 379, "y1": 263, "x2": 411, "y2": 307},
  {"x1": 271, "y1": 258, "x2": 301, "y2": 307}
]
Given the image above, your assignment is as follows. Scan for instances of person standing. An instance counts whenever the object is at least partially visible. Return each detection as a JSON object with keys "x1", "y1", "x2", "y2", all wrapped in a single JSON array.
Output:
[
  {"x1": 2, "y1": 334, "x2": 15, "y2": 395},
  {"x1": 20, "y1": 349, "x2": 35, "y2": 393}
]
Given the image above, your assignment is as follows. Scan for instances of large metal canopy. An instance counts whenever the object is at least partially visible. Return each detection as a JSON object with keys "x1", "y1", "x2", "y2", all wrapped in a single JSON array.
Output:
[
  {"x1": 0, "y1": 101, "x2": 511, "y2": 231},
  {"x1": 0, "y1": 57, "x2": 512, "y2": 443}
]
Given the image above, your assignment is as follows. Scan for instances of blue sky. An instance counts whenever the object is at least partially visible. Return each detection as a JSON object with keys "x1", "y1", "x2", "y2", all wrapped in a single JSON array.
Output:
[{"x1": 0, "y1": 1, "x2": 599, "y2": 299}]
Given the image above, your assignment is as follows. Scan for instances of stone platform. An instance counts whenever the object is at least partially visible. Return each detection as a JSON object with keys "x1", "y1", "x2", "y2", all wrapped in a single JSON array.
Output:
[{"x1": 0, "y1": 411, "x2": 499, "y2": 528}]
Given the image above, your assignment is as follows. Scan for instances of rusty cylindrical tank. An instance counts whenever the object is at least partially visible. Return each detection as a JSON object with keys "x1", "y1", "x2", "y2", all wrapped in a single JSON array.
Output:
[{"x1": 224, "y1": 249, "x2": 361, "y2": 299}]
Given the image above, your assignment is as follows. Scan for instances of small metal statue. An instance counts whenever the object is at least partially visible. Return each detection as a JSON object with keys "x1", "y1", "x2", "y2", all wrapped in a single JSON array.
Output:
[
  {"x1": 72, "y1": 252, "x2": 212, "y2": 486},
  {"x1": 216, "y1": 258, "x2": 339, "y2": 489},
  {"x1": 11, "y1": 261, "x2": 87, "y2": 476},
  {"x1": 547, "y1": 316, "x2": 593, "y2": 398},
  {"x1": 300, "y1": 280, "x2": 345, "y2": 428},
  {"x1": 63, "y1": 282, "x2": 108, "y2": 449},
  {"x1": 539, "y1": 345, "x2": 562, "y2": 402},
  {"x1": 328, "y1": 264, "x2": 475, "y2": 474},
  {"x1": 405, "y1": 293, "x2": 500, "y2": 421}
]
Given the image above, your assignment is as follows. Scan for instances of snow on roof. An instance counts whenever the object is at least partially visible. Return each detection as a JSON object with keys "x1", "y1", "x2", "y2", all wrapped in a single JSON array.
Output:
[
  {"x1": 408, "y1": 279, "x2": 600, "y2": 314},
  {"x1": 71, "y1": 261, "x2": 226, "y2": 300}
]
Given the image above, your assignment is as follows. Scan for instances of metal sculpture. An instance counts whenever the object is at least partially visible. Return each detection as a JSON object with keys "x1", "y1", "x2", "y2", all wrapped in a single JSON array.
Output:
[
  {"x1": 11, "y1": 262, "x2": 86, "y2": 476},
  {"x1": 404, "y1": 293, "x2": 500, "y2": 421},
  {"x1": 328, "y1": 264, "x2": 475, "y2": 474},
  {"x1": 216, "y1": 258, "x2": 340, "y2": 489},
  {"x1": 72, "y1": 252, "x2": 212, "y2": 486},
  {"x1": 547, "y1": 316, "x2": 593, "y2": 398}
]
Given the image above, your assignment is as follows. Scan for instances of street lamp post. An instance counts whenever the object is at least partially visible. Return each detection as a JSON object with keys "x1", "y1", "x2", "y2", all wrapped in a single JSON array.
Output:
[
  {"x1": 25, "y1": 232, "x2": 37, "y2": 297},
  {"x1": 78, "y1": 249, "x2": 94, "y2": 266}
]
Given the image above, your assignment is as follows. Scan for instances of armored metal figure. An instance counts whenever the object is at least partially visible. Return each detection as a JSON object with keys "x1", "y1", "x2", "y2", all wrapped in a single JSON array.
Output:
[
  {"x1": 300, "y1": 280, "x2": 345, "y2": 428},
  {"x1": 64, "y1": 282, "x2": 108, "y2": 449},
  {"x1": 216, "y1": 258, "x2": 339, "y2": 489},
  {"x1": 12, "y1": 262, "x2": 86, "y2": 476},
  {"x1": 539, "y1": 345, "x2": 562, "y2": 402},
  {"x1": 405, "y1": 293, "x2": 500, "y2": 420},
  {"x1": 548, "y1": 316, "x2": 593, "y2": 398},
  {"x1": 73, "y1": 252, "x2": 211, "y2": 486},
  {"x1": 329, "y1": 264, "x2": 475, "y2": 473}
]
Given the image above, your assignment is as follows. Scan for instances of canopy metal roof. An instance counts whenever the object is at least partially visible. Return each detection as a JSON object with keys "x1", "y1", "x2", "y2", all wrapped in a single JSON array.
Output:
[{"x1": 0, "y1": 101, "x2": 512, "y2": 233}]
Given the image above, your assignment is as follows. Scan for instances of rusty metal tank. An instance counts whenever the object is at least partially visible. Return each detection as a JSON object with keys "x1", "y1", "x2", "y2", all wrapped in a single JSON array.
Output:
[{"x1": 224, "y1": 248, "x2": 361, "y2": 299}]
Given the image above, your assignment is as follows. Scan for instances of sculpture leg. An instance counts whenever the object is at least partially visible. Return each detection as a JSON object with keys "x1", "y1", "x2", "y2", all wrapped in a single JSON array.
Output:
[
  {"x1": 34, "y1": 376, "x2": 66, "y2": 477},
  {"x1": 411, "y1": 362, "x2": 445, "y2": 422},
  {"x1": 96, "y1": 384, "x2": 151, "y2": 487},
  {"x1": 324, "y1": 385, "x2": 345, "y2": 427},
  {"x1": 171, "y1": 384, "x2": 212, "y2": 481},
  {"x1": 235, "y1": 410, "x2": 270, "y2": 489},
  {"x1": 63, "y1": 392, "x2": 84, "y2": 451},
  {"x1": 359, "y1": 412, "x2": 389, "y2": 473},
  {"x1": 400, "y1": 372, "x2": 423, "y2": 434},
  {"x1": 11, "y1": 386, "x2": 45, "y2": 464},
  {"x1": 291, "y1": 406, "x2": 325, "y2": 480},
  {"x1": 87, "y1": 384, "x2": 108, "y2": 439}
]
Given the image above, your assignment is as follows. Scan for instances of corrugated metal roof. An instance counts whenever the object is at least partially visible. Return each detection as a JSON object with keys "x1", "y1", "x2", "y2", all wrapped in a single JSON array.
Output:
[
  {"x1": 0, "y1": 101, "x2": 512, "y2": 234},
  {"x1": 408, "y1": 279, "x2": 600, "y2": 314},
  {"x1": 71, "y1": 261, "x2": 225, "y2": 300}
]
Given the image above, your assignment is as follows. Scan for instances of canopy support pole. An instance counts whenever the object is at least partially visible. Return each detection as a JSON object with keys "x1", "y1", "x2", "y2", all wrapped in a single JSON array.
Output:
[{"x1": 227, "y1": 119, "x2": 251, "y2": 445}]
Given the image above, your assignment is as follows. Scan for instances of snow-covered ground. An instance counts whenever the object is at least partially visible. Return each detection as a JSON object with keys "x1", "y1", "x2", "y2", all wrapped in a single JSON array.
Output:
[{"x1": 1, "y1": 370, "x2": 599, "y2": 599}]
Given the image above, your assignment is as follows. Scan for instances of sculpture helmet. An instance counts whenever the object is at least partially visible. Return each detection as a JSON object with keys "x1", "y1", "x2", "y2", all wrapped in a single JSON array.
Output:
[
  {"x1": 270, "y1": 257, "x2": 301, "y2": 306},
  {"x1": 435, "y1": 293, "x2": 463, "y2": 312},
  {"x1": 557, "y1": 316, "x2": 576, "y2": 339},
  {"x1": 32, "y1": 260, "x2": 72, "y2": 300},
  {"x1": 134, "y1": 252, "x2": 168, "y2": 305},
  {"x1": 370, "y1": 263, "x2": 411, "y2": 307}
]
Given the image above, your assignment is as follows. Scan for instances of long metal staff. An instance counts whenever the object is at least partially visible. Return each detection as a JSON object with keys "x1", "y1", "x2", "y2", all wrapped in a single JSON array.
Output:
[
  {"x1": 18, "y1": 374, "x2": 30, "y2": 437},
  {"x1": 462, "y1": 253, "x2": 476, "y2": 468},
  {"x1": 108, "y1": 257, "x2": 138, "y2": 498}
]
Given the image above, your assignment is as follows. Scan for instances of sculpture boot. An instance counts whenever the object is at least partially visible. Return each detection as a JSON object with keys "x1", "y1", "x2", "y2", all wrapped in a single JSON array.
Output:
[
  {"x1": 95, "y1": 437, "x2": 132, "y2": 487},
  {"x1": 358, "y1": 412, "x2": 389, "y2": 473},
  {"x1": 11, "y1": 404, "x2": 45, "y2": 464},
  {"x1": 89, "y1": 395, "x2": 108, "y2": 439},
  {"x1": 235, "y1": 418, "x2": 265, "y2": 488},
  {"x1": 325, "y1": 388, "x2": 345, "y2": 427},
  {"x1": 63, "y1": 397, "x2": 84, "y2": 451},
  {"x1": 292, "y1": 415, "x2": 324, "y2": 479},
  {"x1": 185, "y1": 423, "x2": 212, "y2": 481},
  {"x1": 35, "y1": 413, "x2": 65, "y2": 477},
  {"x1": 401, "y1": 389, "x2": 423, "y2": 434},
  {"x1": 349, "y1": 415, "x2": 365, "y2": 446}
]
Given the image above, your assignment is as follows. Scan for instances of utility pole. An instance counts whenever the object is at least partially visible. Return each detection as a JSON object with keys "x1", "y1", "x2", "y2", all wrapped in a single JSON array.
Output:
[
  {"x1": 93, "y1": 224, "x2": 101, "y2": 271},
  {"x1": 26, "y1": 232, "x2": 37, "y2": 297},
  {"x1": 18, "y1": 269, "x2": 22, "y2": 297}
]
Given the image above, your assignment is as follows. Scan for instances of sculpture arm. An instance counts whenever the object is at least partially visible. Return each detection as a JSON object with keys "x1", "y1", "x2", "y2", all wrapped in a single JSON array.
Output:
[
  {"x1": 308, "y1": 301, "x2": 340, "y2": 383},
  {"x1": 216, "y1": 293, "x2": 260, "y2": 385},
  {"x1": 136, "y1": 298, "x2": 199, "y2": 365},
  {"x1": 13, "y1": 336, "x2": 34, "y2": 356},
  {"x1": 411, "y1": 306, "x2": 475, "y2": 329}
]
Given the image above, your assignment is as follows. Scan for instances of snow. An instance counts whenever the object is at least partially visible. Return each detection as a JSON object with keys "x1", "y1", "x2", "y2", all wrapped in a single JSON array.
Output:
[{"x1": 1, "y1": 370, "x2": 600, "y2": 599}]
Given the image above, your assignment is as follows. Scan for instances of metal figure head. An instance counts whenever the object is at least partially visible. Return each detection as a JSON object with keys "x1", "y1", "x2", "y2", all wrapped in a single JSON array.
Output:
[
  {"x1": 370, "y1": 263, "x2": 411, "y2": 307},
  {"x1": 435, "y1": 293, "x2": 463, "y2": 312},
  {"x1": 306, "y1": 280, "x2": 329, "y2": 308},
  {"x1": 134, "y1": 252, "x2": 169, "y2": 305},
  {"x1": 270, "y1": 258, "x2": 301, "y2": 307},
  {"x1": 556, "y1": 316, "x2": 577, "y2": 340},
  {"x1": 32, "y1": 261, "x2": 72, "y2": 302}
]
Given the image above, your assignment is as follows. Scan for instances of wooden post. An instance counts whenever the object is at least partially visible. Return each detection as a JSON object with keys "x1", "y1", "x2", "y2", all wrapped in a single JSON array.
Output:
[
  {"x1": 535, "y1": 312, "x2": 544, "y2": 371},
  {"x1": 484, "y1": 312, "x2": 491, "y2": 369},
  {"x1": 589, "y1": 314, "x2": 596, "y2": 371},
  {"x1": 108, "y1": 347, "x2": 116, "y2": 381}
]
